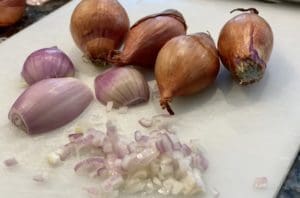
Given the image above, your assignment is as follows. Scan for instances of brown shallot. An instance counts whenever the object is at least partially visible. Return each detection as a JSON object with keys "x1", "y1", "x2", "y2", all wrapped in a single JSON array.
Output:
[
  {"x1": 218, "y1": 8, "x2": 273, "y2": 85},
  {"x1": 109, "y1": 9, "x2": 187, "y2": 67},
  {"x1": 155, "y1": 33, "x2": 220, "y2": 115},
  {"x1": 70, "y1": 0, "x2": 129, "y2": 62}
]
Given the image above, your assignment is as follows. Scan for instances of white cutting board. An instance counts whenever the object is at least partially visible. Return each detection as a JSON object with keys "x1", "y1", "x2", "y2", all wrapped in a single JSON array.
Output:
[{"x1": 0, "y1": 0, "x2": 299, "y2": 197}]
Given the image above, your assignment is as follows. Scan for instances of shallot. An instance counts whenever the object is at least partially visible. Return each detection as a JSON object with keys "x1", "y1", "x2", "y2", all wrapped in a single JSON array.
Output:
[
  {"x1": 3, "y1": 157, "x2": 18, "y2": 167},
  {"x1": 70, "y1": 0, "x2": 129, "y2": 61},
  {"x1": 95, "y1": 67, "x2": 150, "y2": 108},
  {"x1": 22, "y1": 46, "x2": 75, "y2": 85},
  {"x1": 218, "y1": 8, "x2": 273, "y2": 85},
  {"x1": 155, "y1": 33, "x2": 220, "y2": 115},
  {"x1": 8, "y1": 78, "x2": 93, "y2": 134},
  {"x1": 109, "y1": 9, "x2": 187, "y2": 67}
]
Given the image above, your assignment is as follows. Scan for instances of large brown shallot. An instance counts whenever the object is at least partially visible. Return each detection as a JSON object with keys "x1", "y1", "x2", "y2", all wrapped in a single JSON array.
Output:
[
  {"x1": 109, "y1": 9, "x2": 187, "y2": 67},
  {"x1": 218, "y1": 8, "x2": 273, "y2": 85},
  {"x1": 70, "y1": 0, "x2": 129, "y2": 61},
  {"x1": 8, "y1": 78, "x2": 93, "y2": 134},
  {"x1": 155, "y1": 33, "x2": 220, "y2": 115}
]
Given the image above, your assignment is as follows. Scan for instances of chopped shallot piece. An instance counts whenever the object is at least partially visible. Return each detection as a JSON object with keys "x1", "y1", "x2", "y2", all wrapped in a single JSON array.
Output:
[
  {"x1": 101, "y1": 175, "x2": 124, "y2": 192},
  {"x1": 48, "y1": 120, "x2": 209, "y2": 197},
  {"x1": 106, "y1": 101, "x2": 113, "y2": 112},
  {"x1": 47, "y1": 152, "x2": 61, "y2": 166},
  {"x1": 191, "y1": 152, "x2": 209, "y2": 171},
  {"x1": 254, "y1": 177, "x2": 268, "y2": 189},
  {"x1": 181, "y1": 144, "x2": 192, "y2": 156},
  {"x1": 68, "y1": 133, "x2": 84, "y2": 142},
  {"x1": 33, "y1": 172, "x2": 48, "y2": 183},
  {"x1": 3, "y1": 157, "x2": 18, "y2": 167},
  {"x1": 47, "y1": 143, "x2": 75, "y2": 166},
  {"x1": 74, "y1": 157, "x2": 105, "y2": 175},
  {"x1": 134, "y1": 130, "x2": 149, "y2": 143},
  {"x1": 118, "y1": 106, "x2": 128, "y2": 114},
  {"x1": 138, "y1": 118, "x2": 153, "y2": 128}
]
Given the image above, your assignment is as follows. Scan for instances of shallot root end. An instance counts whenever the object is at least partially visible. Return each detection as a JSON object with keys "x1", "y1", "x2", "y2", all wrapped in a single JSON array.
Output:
[
  {"x1": 230, "y1": 8, "x2": 259, "y2": 15},
  {"x1": 235, "y1": 59, "x2": 265, "y2": 85},
  {"x1": 90, "y1": 58, "x2": 109, "y2": 67},
  {"x1": 9, "y1": 112, "x2": 28, "y2": 133},
  {"x1": 107, "y1": 50, "x2": 124, "y2": 65},
  {"x1": 160, "y1": 98, "x2": 174, "y2": 115}
]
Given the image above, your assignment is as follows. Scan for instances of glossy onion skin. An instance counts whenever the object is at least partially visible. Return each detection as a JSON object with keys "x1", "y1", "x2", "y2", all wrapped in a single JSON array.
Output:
[
  {"x1": 0, "y1": 0, "x2": 26, "y2": 27},
  {"x1": 110, "y1": 9, "x2": 187, "y2": 67},
  {"x1": 22, "y1": 47, "x2": 75, "y2": 85},
  {"x1": 155, "y1": 33, "x2": 220, "y2": 115},
  {"x1": 218, "y1": 9, "x2": 273, "y2": 85},
  {"x1": 8, "y1": 78, "x2": 93, "y2": 134},
  {"x1": 70, "y1": 0, "x2": 130, "y2": 61}
]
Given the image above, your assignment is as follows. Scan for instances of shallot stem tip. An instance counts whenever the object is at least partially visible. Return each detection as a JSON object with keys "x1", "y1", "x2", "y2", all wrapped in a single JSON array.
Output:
[
  {"x1": 230, "y1": 8, "x2": 259, "y2": 15},
  {"x1": 161, "y1": 99, "x2": 174, "y2": 115}
]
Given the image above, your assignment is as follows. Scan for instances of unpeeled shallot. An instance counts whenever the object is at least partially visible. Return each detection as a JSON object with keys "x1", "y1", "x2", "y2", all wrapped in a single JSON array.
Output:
[
  {"x1": 218, "y1": 8, "x2": 273, "y2": 85},
  {"x1": 155, "y1": 33, "x2": 220, "y2": 115},
  {"x1": 70, "y1": 0, "x2": 129, "y2": 62},
  {"x1": 109, "y1": 9, "x2": 187, "y2": 67}
]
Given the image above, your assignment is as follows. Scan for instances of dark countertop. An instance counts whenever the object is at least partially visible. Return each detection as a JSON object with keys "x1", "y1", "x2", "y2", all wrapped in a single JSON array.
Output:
[
  {"x1": 277, "y1": 152, "x2": 300, "y2": 198},
  {"x1": 0, "y1": 0, "x2": 299, "y2": 197},
  {"x1": 0, "y1": 0, "x2": 71, "y2": 39}
]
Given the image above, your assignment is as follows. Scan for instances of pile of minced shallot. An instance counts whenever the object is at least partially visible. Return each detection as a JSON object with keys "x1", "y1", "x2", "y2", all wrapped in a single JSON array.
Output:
[{"x1": 48, "y1": 121, "x2": 208, "y2": 197}]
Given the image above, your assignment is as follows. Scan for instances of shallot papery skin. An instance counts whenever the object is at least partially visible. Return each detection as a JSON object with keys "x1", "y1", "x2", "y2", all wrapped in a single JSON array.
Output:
[
  {"x1": 22, "y1": 46, "x2": 75, "y2": 85},
  {"x1": 94, "y1": 67, "x2": 150, "y2": 108},
  {"x1": 0, "y1": 0, "x2": 26, "y2": 27},
  {"x1": 70, "y1": 0, "x2": 129, "y2": 61},
  {"x1": 8, "y1": 78, "x2": 93, "y2": 134},
  {"x1": 155, "y1": 33, "x2": 220, "y2": 115},
  {"x1": 218, "y1": 8, "x2": 273, "y2": 85},
  {"x1": 110, "y1": 9, "x2": 187, "y2": 67}
]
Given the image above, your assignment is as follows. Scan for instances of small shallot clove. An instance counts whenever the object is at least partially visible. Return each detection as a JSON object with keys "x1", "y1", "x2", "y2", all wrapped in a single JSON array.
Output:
[
  {"x1": 22, "y1": 46, "x2": 75, "y2": 85},
  {"x1": 109, "y1": 9, "x2": 187, "y2": 67},
  {"x1": 8, "y1": 78, "x2": 93, "y2": 134},
  {"x1": 95, "y1": 67, "x2": 150, "y2": 108},
  {"x1": 155, "y1": 33, "x2": 220, "y2": 115},
  {"x1": 218, "y1": 8, "x2": 273, "y2": 85},
  {"x1": 70, "y1": 0, "x2": 129, "y2": 61}
]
